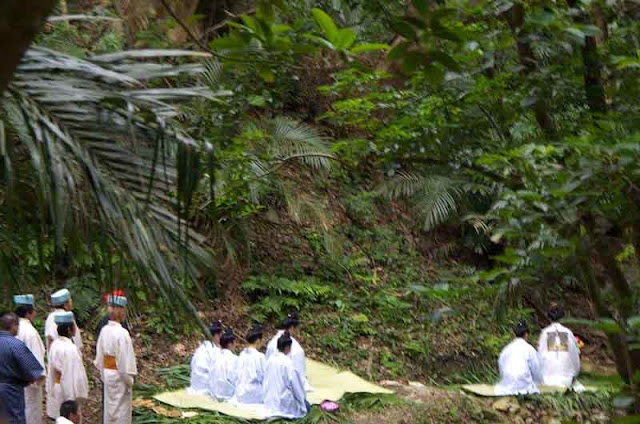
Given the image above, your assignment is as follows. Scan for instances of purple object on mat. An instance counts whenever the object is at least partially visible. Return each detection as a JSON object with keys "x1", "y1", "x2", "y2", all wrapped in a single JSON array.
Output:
[{"x1": 321, "y1": 400, "x2": 339, "y2": 412}]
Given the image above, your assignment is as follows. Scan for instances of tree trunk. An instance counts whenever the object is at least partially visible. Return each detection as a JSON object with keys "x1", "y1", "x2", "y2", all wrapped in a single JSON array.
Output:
[
  {"x1": 0, "y1": 0, "x2": 57, "y2": 94},
  {"x1": 503, "y1": 3, "x2": 557, "y2": 137}
]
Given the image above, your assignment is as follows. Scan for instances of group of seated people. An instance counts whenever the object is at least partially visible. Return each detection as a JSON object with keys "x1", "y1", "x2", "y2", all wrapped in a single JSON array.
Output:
[
  {"x1": 189, "y1": 313, "x2": 311, "y2": 419},
  {"x1": 496, "y1": 304, "x2": 582, "y2": 395}
]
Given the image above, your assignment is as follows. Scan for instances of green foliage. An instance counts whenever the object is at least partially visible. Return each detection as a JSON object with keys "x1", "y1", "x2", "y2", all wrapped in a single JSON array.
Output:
[{"x1": 243, "y1": 275, "x2": 333, "y2": 321}]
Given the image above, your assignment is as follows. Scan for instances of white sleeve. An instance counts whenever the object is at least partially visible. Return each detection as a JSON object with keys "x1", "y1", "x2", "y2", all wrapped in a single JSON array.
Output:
[
  {"x1": 567, "y1": 330, "x2": 581, "y2": 376},
  {"x1": 62, "y1": 348, "x2": 89, "y2": 399},
  {"x1": 93, "y1": 333, "x2": 104, "y2": 379},
  {"x1": 288, "y1": 365, "x2": 306, "y2": 407},
  {"x1": 537, "y1": 329, "x2": 548, "y2": 354},
  {"x1": 528, "y1": 348, "x2": 542, "y2": 383},
  {"x1": 25, "y1": 328, "x2": 46, "y2": 370},
  {"x1": 117, "y1": 331, "x2": 137, "y2": 386}
]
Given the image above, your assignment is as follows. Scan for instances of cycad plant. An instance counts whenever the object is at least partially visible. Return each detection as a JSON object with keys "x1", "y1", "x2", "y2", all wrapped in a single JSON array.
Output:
[{"x1": 0, "y1": 46, "x2": 227, "y2": 332}]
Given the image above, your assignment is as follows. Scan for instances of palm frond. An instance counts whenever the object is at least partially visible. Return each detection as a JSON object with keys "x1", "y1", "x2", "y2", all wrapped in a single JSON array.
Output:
[
  {"x1": 1, "y1": 46, "x2": 225, "y2": 332},
  {"x1": 380, "y1": 171, "x2": 465, "y2": 231},
  {"x1": 264, "y1": 117, "x2": 333, "y2": 170}
]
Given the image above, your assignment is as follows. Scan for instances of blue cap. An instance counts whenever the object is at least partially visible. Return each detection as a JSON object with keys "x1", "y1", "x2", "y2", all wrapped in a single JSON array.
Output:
[
  {"x1": 51, "y1": 289, "x2": 71, "y2": 306},
  {"x1": 13, "y1": 294, "x2": 34, "y2": 306},
  {"x1": 53, "y1": 311, "x2": 75, "y2": 325},
  {"x1": 108, "y1": 295, "x2": 127, "y2": 307}
]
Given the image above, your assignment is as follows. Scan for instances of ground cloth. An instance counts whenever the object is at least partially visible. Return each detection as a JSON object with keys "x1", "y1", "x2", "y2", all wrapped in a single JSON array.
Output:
[
  {"x1": 153, "y1": 359, "x2": 393, "y2": 420},
  {"x1": 461, "y1": 383, "x2": 597, "y2": 397}
]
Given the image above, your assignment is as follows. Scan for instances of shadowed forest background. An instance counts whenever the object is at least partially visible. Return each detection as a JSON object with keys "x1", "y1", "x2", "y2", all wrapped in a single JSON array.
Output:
[{"x1": 0, "y1": 0, "x2": 639, "y2": 422}]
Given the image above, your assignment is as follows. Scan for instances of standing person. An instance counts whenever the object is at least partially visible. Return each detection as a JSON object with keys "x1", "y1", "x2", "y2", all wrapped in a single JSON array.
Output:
[
  {"x1": 263, "y1": 332, "x2": 308, "y2": 419},
  {"x1": 45, "y1": 290, "x2": 83, "y2": 355},
  {"x1": 188, "y1": 321, "x2": 222, "y2": 395},
  {"x1": 95, "y1": 290, "x2": 129, "y2": 341},
  {"x1": 94, "y1": 295, "x2": 137, "y2": 424},
  {"x1": 265, "y1": 313, "x2": 312, "y2": 391},
  {"x1": 209, "y1": 329, "x2": 238, "y2": 401},
  {"x1": 46, "y1": 312, "x2": 88, "y2": 421},
  {"x1": 495, "y1": 321, "x2": 542, "y2": 396},
  {"x1": 232, "y1": 325, "x2": 266, "y2": 405},
  {"x1": 56, "y1": 401, "x2": 79, "y2": 424},
  {"x1": 538, "y1": 304, "x2": 581, "y2": 388},
  {"x1": 0, "y1": 312, "x2": 45, "y2": 424},
  {"x1": 14, "y1": 295, "x2": 46, "y2": 424}
]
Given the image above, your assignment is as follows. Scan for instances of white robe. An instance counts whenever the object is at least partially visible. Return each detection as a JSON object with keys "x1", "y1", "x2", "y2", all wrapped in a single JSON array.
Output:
[
  {"x1": 45, "y1": 309, "x2": 83, "y2": 355},
  {"x1": 266, "y1": 330, "x2": 312, "y2": 391},
  {"x1": 46, "y1": 337, "x2": 88, "y2": 419},
  {"x1": 495, "y1": 338, "x2": 542, "y2": 396},
  {"x1": 55, "y1": 417, "x2": 74, "y2": 424},
  {"x1": 94, "y1": 321, "x2": 137, "y2": 424},
  {"x1": 188, "y1": 341, "x2": 219, "y2": 395},
  {"x1": 538, "y1": 323, "x2": 580, "y2": 387},
  {"x1": 263, "y1": 352, "x2": 307, "y2": 419},
  {"x1": 17, "y1": 318, "x2": 46, "y2": 424},
  {"x1": 232, "y1": 347, "x2": 266, "y2": 405},
  {"x1": 209, "y1": 349, "x2": 237, "y2": 401}
]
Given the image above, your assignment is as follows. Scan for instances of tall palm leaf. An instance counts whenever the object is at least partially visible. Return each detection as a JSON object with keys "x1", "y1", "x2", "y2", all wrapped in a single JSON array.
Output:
[{"x1": 1, "y1": 46, "x2": 228, "y2": 332}]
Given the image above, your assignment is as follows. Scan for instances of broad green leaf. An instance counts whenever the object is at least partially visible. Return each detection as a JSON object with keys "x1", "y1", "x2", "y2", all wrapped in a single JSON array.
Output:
[
  {"x1": 258, "y1": 66, "x2": 275, "y2": 82},
  {"x1": 350, "y1": 43, "x2": 389, "y2": 54},
  {"x1": 312, "y1": 8, "x2": 339, "y2": 43},
  {"x1": 422, "y1": 63, "x2": 445, "y2": 86},
  {"x1": 391, "y1": 19, "x2": 417, "y2": 39},
  {"x1": 335, "y1": 28, "x2": 357, "y2": 50},
  {"x1": 428, "y1": 50, "x2": 460, "y2": 71}
]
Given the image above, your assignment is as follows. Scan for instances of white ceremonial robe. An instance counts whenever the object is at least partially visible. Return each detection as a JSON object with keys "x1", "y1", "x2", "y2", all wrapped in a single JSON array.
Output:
[
  {"x1": 266, "y1": 330, "x2": 312, "y2": 391},
  {"x1": 232, "y1": 347, "x2": 266, "y2": 405},
  {"x1": 46, "y1": 337, "x2": 88, "y2": 419},
  {"x1": 94, "y1": 321, "x2": 137, "y2": 424},
  {"x1": 538, "y1": 323, "x2": 581, "y2": 387},
  {"x1": 188, "y1": 341, "x2": 219, "y2": 395},
  {"x1": 495, "y1": 338, "x2": 542, "y2": 396},
  {"x1": 45, "y1": 309, "x2": 83, "y2": 355},
  {"x1": 263, "y1": 352, "x2": 307, "y2": 419},
  {"x1": 209, "y1": 349, "x2": 237, "y2": 401},
  {"x1": 55, "y1": 417, "x2": 74, "y2": 424},
  {"x1": 17, "y1": 318, "x2": 46, "y2": 424}
]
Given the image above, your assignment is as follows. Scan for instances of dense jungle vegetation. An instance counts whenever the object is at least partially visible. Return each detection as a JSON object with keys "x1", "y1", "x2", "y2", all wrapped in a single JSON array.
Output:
[{"x1": 1, "y1": 0, "x2": 640, "y2": 422}]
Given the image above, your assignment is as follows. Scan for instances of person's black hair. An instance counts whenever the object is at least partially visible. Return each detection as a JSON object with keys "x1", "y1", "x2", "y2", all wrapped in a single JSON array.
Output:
[
  {"x1": 60, "y1": 400, "x2": 78, "y2": 419},
  {"x1": 220, "y1": 329, "x2": 236, "y2": 348},
  {"x1": 210, "y1": 320, "x2": 223, "y2": 335},
  {"x1": 57, "y1": 322, "x2": 74, "y2": 338},
  {"x1": 514, "y1": 320, "x2": 529, "y2": 338},
  {"x1": 246, "y1": 325, "x2": 263, "y2": 344},
  {"x1": 15, "y1": 305, "x2": 34, "y2": 318},
  {"x1": 280, "y1": 312, "x2": 300, "y2": 330},
  {"x1": 547, "y1": 304, "x2": 565, "y2": 322},
  {"x1": 0, "y1": 312, "x2": 17, "y2": 332},
  {"x1": 277, "y1": 332, "x2": 293, "y2": 352}
]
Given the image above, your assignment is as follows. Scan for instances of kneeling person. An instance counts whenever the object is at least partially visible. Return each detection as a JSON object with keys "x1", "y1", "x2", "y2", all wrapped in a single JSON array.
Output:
[
  {"x1": 94, "y1": 294, "x2": 137, "y2": 424},
  {"x1": 495, "y1": 321, "x2": 541, "y2": 396},
  {"x1": 209, "y1": 329, "x2": 238, "y2": 401},
  {"x1": 56, "y1": 401, "x2": 79, "y2": 424},
  {"x1": 538, "y1": 305, "x2": 580, "y2": 387},
  {"x1": 264, "y1": 333, "x2": 308, "y2": 419},
  {"x1": 189, "y1": 321, "x2": 222, "y2": 395},
  {"x1": 233, "y1": 325, "x2": 266, "y2": 405}
]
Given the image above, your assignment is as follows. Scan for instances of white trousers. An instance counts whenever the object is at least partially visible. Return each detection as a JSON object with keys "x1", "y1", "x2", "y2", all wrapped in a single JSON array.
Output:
[
  {"x1": 103, "y1": 370, "x2": 132, "y2": 424},
  {"x1": 24, "y1": 385, "x2": 43, "y2": 424}
]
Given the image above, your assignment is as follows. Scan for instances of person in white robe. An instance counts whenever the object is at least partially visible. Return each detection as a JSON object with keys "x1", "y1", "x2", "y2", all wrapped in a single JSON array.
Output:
[
  {"x1": 265, "y1": 313, "x2": 312, "y2": 392},
  {"x1": 263, "y1": 333, "x2": 308, "y2": 419},
  {"x1": 56, "y1": 400, "x2": 79, "y2": 424},
  {"x1": 209, "y1": 329, "x2": 238, "y2": 401},
  {"x1": 188, "y1": 320, "x2": 222, "y2": 395},
  {"x1": 495, "y1": 321, "x2": 542, "y2": 396},
  {"x1": 14, "y1": 295, "x2": 46, "y2": 424},
  {"x1": 232, "y1": 325, "x2": 266, "y2": 405},
  {"x1": 538, "y1": 305, "x2": 581, "y2": 388},
  {"x1": 46, "y1": 312, "x2": 88, "y2": 420},
  {"x1": 94, "y1": 294, "x2": 137, "y2": 424},
  {"x1": 45, "y1": 289, "x2": 83, "y2": 355}
]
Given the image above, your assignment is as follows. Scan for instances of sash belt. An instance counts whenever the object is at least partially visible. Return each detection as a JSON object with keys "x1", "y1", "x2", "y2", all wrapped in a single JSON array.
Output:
[
  {"x1": 104, "y1": 355, "x2": 117, "y2": 370},
  {"x1": 54, "y1": 371, "x2": 61, "y2": 384}
]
